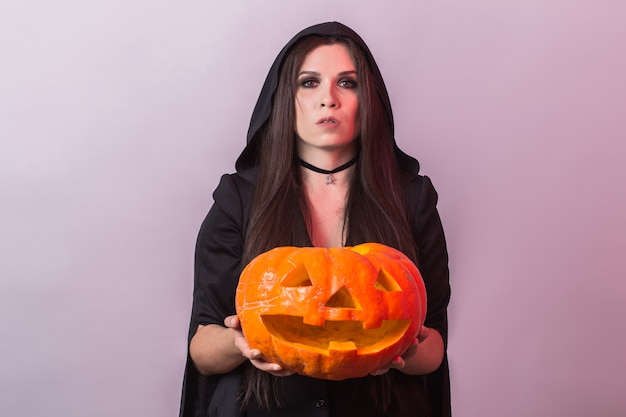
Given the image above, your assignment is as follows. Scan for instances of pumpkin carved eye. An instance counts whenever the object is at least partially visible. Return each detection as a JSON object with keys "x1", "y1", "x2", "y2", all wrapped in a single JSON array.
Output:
[
  {"x1": 375, "y1": 269, "x2": 402, "y2": 292},
  {"x1": 236, "y1": 243, "x2": 427, "y2": 380},
  {"x1": 280, "y1": 264, "x2": 312, "y2": 287}
]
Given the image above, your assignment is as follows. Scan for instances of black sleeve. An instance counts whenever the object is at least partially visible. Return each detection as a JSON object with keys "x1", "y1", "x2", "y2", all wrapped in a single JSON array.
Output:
[
  {"x1": 412, "y1": 175, "x2": 451, "y2": 338},
  {"x1": 408, "y1": 175, "x2": 452, "y2": 417},
  {"x1": 180, "y1": 174, "x2": 251, "y2": 417},
  {"x1": 190, "y1": 175, "x2": 247, "y2": 334}
]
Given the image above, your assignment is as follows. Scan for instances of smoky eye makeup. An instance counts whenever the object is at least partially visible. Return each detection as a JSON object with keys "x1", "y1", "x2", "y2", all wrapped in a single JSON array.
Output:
[
  {"x1": 298, "y1": 77, "x2": 319, "y2": 88},
  {"x1": 338, "y1": 77, "x2": 357, "y2": 89},
  {"x1": 296, "y1": 71, "x2": 357, "y2": 89}
]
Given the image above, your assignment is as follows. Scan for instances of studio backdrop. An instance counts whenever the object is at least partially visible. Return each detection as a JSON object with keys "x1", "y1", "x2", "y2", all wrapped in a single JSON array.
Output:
[{"x1": 1, "y1": 1, "x2": 625, "y2": 416}]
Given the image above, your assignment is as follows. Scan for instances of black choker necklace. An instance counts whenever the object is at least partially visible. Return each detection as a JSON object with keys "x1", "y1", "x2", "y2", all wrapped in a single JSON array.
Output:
[{"x1": 299, "y1": 157, "x2": 357, "y2": 185}]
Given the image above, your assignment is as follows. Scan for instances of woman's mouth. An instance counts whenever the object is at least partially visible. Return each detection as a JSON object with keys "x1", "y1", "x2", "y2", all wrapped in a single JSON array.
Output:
[{"x1": 317, "y1": 117, "x2": 339, "y2": 126}]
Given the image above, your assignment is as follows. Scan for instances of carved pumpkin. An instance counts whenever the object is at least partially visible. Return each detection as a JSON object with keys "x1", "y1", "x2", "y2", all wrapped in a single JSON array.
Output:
[{"x1": 235, "y1": 242, "x2": 426, "y2": 380}]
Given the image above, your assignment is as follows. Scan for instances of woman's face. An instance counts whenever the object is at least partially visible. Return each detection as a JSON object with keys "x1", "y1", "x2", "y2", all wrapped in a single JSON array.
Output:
[{"x1": 294, "y1": 43, "x2": 360, "y2": 158}]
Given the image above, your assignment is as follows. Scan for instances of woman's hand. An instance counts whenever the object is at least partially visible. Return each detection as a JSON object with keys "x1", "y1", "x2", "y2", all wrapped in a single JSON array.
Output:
[
  {"x1": 224, "y1": 315, "x2": 295, "y2": 377},
  {"x1": 370, "y1": 326, "x2": 432, "y2": 376}
]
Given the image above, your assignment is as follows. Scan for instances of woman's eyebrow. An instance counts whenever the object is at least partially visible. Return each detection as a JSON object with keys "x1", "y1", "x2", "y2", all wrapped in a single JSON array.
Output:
[
  {"x1": 297, "y1": 70, "x2": 358, "y2": 77},
  {"x1": 297, "y1": 70, "x2": 320, "y2": 77}
]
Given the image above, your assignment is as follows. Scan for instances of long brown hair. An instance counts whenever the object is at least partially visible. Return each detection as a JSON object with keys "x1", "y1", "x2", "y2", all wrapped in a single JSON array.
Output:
[{"x1": 241, "y1": 35, "x2": 416, "y2": 413}]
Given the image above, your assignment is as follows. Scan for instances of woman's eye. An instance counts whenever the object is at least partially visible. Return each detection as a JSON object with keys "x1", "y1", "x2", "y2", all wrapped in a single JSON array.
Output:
[
  {"x1": 300, "y1": 79, "x2": 318, "y2": 88},
  {"x1": 339, "y1": 79, "x2": 357, "y2": 89}
]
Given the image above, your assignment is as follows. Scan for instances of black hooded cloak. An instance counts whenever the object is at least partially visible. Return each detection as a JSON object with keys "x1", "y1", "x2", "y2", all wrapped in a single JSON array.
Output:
[{"x1": 180, "y1": 21, "x2": 451, "y2": 417}]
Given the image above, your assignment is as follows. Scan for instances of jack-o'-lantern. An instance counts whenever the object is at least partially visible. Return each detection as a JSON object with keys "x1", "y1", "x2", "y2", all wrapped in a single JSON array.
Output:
[{"x1": 235, "y1": 242, "x2": 426, "y2": 380}]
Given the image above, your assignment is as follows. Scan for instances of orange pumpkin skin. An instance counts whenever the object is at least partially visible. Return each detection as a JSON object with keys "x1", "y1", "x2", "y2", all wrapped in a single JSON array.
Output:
[{"x1": 235, "y1": 242, "x2": 427, "y2": 380}]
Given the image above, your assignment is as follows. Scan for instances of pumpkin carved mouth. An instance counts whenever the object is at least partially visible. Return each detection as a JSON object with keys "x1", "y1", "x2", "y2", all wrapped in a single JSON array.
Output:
[{"x1": 261, "y1": 315, "x2": 411, "y2": 353}]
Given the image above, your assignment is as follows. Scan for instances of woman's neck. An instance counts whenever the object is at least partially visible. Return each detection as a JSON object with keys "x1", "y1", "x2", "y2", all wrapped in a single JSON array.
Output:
[
  {"x1": 297, "y1": 145, "x2": 357, "y2": 187},
  {"x1": 296, "y1": 141, "x2": 357, "y2": 169}
]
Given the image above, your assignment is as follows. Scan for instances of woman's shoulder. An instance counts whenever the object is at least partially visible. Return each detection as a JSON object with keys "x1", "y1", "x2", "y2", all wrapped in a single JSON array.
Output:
[
  {"x1": 402, "y1": 172, "x2": 441, "y2": 218},
  {"x1": 403, "y1": 171, "x2": 437, "y2": 194},
  {"x1": 213, "y1": 171, "x2": 256, "y2": 203},
  {"x1": 208, "y1": 171, "x2": 256, "y2": 229}
]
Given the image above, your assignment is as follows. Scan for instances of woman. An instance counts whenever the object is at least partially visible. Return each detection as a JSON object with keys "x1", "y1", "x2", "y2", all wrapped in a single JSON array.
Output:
[{"x1": 180, "y1": 22, "x2": 451, "y2": 417}]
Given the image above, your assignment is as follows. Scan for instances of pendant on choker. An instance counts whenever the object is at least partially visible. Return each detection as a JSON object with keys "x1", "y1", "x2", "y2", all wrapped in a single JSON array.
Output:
[{"x1": 299, "y1": 157, "x2": 357, "y2": 186}]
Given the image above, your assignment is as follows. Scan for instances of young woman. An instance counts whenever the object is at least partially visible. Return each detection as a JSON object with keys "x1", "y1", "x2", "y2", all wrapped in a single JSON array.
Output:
[{"x1": 180, "y1": 22, "x2": 451, "y2": 417}]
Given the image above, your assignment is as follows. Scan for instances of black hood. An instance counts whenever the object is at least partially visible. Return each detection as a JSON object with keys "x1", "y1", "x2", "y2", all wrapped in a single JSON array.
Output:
[{"x1": 235, "y1": 21, "x2": 419, "y2": 176}]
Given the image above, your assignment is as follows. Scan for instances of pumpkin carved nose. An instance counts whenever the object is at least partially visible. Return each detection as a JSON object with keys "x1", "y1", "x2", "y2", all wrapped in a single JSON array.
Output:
[{"x1": 325, "y1": 286, "x2": 360, "y2": 309}]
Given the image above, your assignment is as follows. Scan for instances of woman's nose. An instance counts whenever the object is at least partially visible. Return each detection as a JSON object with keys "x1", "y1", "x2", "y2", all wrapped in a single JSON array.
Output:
[{"x1": 320, "y1": 86, "x2": 338, "y2": 108}]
